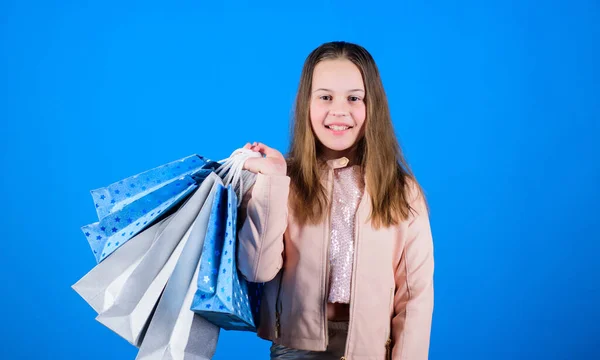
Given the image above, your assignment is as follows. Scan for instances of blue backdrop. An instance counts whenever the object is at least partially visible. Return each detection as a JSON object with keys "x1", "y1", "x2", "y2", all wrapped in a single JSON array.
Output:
[{"x1": 0, "y1": 1, "x2": 598, "y2": 359}]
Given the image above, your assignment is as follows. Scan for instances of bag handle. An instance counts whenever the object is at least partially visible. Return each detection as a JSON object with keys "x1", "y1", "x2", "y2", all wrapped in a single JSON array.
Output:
[{"x1": 215, "y1": 148, "x2": 261, "y2": 206}]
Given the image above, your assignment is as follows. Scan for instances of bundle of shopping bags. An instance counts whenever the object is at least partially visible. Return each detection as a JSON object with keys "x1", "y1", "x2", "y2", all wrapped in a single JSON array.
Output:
[{"x1": 72, "y1": 149, "x2": 264, "y2": 359}]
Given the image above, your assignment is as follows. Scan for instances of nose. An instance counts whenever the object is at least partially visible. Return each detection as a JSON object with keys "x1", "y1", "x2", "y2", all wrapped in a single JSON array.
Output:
[
  {"x1": 329, "y1": 97, "x2": 351, "y2": 117},
  {"x1": 330, "y1": 102, "x2": 350, "y2": 117},
  {"x1": 330, "y1": 110, "x2": 349, "y2": 117}
]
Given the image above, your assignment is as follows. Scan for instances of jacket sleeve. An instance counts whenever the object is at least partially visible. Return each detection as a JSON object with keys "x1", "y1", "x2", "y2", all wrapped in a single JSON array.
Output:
[
  {"x1": 236, "y1": 173, "x2": 290, "y2": 283},
  {"x1": 391, "y1": 183, "x2": 435, "y2": 360}
]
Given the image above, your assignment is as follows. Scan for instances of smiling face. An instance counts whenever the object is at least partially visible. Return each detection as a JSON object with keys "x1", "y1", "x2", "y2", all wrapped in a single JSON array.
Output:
[{"x1": 309, "y1": 58, "x2": 367, "y2": 162}]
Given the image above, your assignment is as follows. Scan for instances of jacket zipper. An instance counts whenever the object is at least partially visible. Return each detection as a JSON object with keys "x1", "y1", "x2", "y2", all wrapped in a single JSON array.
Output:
[
  {"x1": 385, "y1": 287, "x2": 394, "y2": 359},
  {"x1": 323, "y1": 168, "x2": 334, "y2": 348},
  {"x1": 341, "y1": 186, "x2": 365, "y2": 360},
  {"x1": 385, "y1": 337, "x2": 392, "y2": 360},
  {"x1": 274, "y1": 272, "x2": 283, "y2": 338}
]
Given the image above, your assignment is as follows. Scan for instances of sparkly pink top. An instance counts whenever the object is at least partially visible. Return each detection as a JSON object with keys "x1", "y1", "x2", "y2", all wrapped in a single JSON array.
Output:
[{"x1": 328, "y1": 165, "x2": 365, "y2": 304}]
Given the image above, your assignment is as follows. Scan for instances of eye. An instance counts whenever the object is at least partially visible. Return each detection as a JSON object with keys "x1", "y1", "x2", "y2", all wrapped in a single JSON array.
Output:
[
  {"x1": 319, "y1": 95, "x2": 332, "y2": 101},
  {"x1": 348, "y1": 95, "x2": 362, "y2": 102}
]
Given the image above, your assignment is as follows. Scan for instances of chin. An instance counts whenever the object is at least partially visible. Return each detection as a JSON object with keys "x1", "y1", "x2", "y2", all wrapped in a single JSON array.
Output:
[
  {"x1": 320, "y1": 140, "x2": 356, "y2": 153},
  {"x1": 327, "y1": 145, "x2": 352, "y2": 152}
]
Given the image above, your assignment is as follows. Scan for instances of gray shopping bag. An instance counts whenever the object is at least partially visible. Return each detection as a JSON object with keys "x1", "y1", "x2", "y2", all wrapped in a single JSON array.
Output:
[
  {"x1": 79, "y1": 173, "x2": 220, "y2": 346},
  {"x1": 135, "y1": 176, "x2": 222, "y2": 360}
]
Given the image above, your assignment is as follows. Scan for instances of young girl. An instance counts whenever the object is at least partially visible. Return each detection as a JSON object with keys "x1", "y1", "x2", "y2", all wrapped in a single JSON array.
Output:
[{"x1": 237, "y1": 41, "x2": 434, "y2": 360}]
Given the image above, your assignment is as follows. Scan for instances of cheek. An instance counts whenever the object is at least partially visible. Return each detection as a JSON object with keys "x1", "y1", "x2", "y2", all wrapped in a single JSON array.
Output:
[
  {"x1": 310, "y1": 102, "x2": 328, "y2": 125},
  {"x1": 352, "y1": 103, "x2": 367, "y2": 126}
]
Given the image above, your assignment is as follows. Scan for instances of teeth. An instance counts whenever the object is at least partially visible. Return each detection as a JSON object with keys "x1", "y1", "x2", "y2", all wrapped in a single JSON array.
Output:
[{"x1": 328, "y1": 125, "x2": 349, "y2": 131}]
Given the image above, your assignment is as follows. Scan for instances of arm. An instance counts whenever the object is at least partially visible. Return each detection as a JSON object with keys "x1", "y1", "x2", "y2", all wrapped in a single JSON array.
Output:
[
  {"x1": 236, "y1": 173, "x2": 290, "y2": 283},
  {"x1": 391, "y1": 184, "x2": 435, "y2": 359}
]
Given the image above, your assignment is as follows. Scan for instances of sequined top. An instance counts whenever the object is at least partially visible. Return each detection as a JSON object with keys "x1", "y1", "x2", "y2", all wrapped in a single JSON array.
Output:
[{"x1": 327, "y1": 165, "x2": 365, "y2": 304}]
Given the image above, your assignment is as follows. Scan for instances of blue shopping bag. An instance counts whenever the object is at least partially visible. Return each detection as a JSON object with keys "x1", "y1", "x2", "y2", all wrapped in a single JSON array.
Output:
[
  {"x1": 190, "y1": 184, "x2": 262, "y2": 331},
  {"x1": 91, "y1": 155, "x2": 210, "y2": 220},
  {"x1": 81, "y1": 155, "x2": 220, "y2": 263}
]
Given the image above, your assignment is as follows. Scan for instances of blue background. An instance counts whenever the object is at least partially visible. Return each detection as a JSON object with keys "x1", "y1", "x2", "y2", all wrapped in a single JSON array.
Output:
[{"x1": 1, "y1": 1, "x2": 598, "y2": 359}]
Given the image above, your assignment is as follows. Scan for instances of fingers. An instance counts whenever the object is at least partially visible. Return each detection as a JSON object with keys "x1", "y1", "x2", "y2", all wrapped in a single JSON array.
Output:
[
  {"x1": 243, "y1": 143, "x2": 261, "y2": 157},
  {"x1": 244, "y1": 142, "x2": 282, "y2": 161},
  {"x1": 242, "y1": 157, "x2": 262, "y2": 174},
  {"x1": 251, "y1": 142, "x2": 262, "y2": 153},
  {"x1": 244, "y1": 142, "x2": 262, "y2": 153},
  {"x1": 253, "y1": 142, "x2": 280, "y2": 158}
]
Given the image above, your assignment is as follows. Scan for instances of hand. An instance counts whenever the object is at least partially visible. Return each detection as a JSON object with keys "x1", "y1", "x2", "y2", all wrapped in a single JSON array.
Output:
[{"x1": 242, "y1": 142, "x2": 287, "y2": 176}]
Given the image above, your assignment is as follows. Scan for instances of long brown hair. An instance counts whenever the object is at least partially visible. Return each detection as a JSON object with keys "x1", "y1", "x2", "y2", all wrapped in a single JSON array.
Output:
[{"x1": 286, "y1": 41, "x2": 425, "y2": 229}]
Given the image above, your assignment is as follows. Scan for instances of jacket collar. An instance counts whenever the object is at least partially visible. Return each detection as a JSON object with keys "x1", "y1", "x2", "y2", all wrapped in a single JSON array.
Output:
[
  {"x1": 326, "y1": 156, "x2": 370, "y2": 218},
  {"x1": 325, "y1": 157, "x2": 350, "y2": 169}
]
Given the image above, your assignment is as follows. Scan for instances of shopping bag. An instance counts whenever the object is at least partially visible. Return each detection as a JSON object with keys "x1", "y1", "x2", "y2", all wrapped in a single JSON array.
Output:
[
  {"x1": 72, "y1": 215, "x2": 173, "y2": 314},
  {"x1": 190, "y1": 184, "x2": 258, "y2": 331},
  {"x1": 82, "y1": 154, "x2": 219, "y2": 263},
  {"x1": 134, "y1": 175, "x2": 222, "y2": 360},
  {"x1": 93, "y1": 173, "x2": 220, "y2": 346},
  {"x1": 74, "y1": 148, "x2": 264, "y2": 348},
  {"x1": 91, "y1": 154, "x2": 209, "y2": 220}
]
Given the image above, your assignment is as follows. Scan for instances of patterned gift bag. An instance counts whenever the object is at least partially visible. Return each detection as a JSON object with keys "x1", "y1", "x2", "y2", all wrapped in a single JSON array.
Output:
[
  {"x1": 81, "y1": 155, "x2": 219, "y2": 263},
  {"x1": 190, "y1": 184, "x2": 261, "y2": 331},
  {"x1": 91, "y1": 155, "x2": 209, "y2": 220}
]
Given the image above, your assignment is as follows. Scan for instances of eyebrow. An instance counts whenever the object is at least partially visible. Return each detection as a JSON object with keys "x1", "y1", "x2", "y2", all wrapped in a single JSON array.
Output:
[{"x1": 312, "y1": 88, "x2": 365, "y2": 93}]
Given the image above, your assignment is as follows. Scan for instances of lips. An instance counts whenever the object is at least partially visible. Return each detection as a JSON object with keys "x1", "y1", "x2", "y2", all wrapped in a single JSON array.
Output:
[
  {"x1": 325, "y1": 123, "x2": 354, "y2": 131},
  {"x1": 325, "y1": 124, "x2": 353, "y2": 136}
]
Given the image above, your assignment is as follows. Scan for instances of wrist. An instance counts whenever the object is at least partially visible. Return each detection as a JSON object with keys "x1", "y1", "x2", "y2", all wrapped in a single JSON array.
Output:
[{"x1": 259, "y1": 163, "x2": 287, "y2": 177}]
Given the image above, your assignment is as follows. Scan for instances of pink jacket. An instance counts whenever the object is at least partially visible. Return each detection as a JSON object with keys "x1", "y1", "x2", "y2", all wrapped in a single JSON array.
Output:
[{"x1": 237, "y1": 157, "x2": 434, "y2": 360}]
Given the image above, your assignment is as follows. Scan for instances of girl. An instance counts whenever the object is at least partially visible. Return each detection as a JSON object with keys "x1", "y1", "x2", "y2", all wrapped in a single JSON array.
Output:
[{"x1": 237, "y1": 41, "x2": 434, "y2": 360}]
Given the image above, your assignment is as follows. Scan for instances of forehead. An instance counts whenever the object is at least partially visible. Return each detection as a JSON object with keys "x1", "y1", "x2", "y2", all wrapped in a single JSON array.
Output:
[{"x1": 312, "y1": 59, "x2": 364, "y2": 90}]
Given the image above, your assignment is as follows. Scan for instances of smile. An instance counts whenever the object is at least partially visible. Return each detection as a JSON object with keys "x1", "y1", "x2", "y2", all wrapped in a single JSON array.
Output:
[{"x1": 325, "y1": 125, "x2": 353, "y2": 133}]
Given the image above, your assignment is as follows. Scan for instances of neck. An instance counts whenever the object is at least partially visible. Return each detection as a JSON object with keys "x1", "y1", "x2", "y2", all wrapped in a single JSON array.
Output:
[{"x1": 318, "y1": 145, "x2": 359, "y2": 166}]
